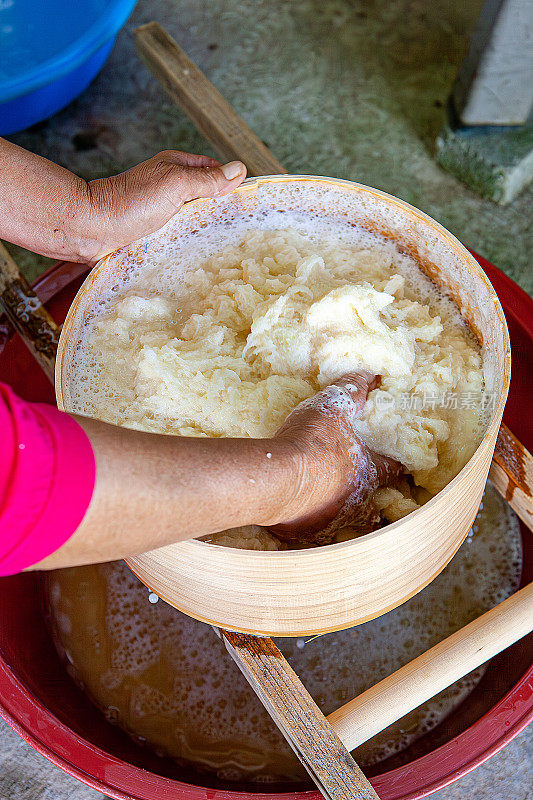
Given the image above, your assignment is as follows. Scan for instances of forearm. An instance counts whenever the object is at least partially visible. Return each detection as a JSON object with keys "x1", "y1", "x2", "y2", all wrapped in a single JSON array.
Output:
[
  {"x1": 33, "y1": 417, "x2": 301, "y2": 570},
  {"x1": 26, "y1": 371, "x2": 394, "y2": 571},
  {"x1": 0, "y1": 138, "x2": 100, "y2": 262}
]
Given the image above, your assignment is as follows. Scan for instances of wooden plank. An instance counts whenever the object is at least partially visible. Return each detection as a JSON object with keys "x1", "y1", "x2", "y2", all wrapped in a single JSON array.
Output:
[
  {"x1": 0, "y1": 241, "x2": 58, "y2": 382},
  {"x1": 221, "y1": 631, "x2": 380, "y2": 800},
  {"x1": 134, "y1": 22, "x2": 287, "y2": 177}
]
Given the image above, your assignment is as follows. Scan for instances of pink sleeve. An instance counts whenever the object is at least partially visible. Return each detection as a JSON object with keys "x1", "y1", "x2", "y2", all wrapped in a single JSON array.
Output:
[{"x1": 0, "y1": 383, "x2": 95, "y2": 575}]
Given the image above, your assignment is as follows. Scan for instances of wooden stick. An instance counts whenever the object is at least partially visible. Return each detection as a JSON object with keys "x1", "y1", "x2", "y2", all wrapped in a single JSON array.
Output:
[
  {"x1": 134, "y1": 22, "x2": 287, "y2": 177},
  {"x1": 327, "y1": 581, "x2": 533, "y2": 752},
  {"x1": 490, "y1": 423, "x2": 533, "y2": 531},
  {"x1": 222, "y1": 631, "x2": 380, "y2": 799},
  {"x1": 0, "y1": 241, "x2": 58, "y2": 383}
]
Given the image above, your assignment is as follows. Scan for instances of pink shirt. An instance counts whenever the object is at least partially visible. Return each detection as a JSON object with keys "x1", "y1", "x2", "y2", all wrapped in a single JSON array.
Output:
[{"x1": 0, "y1": 383, "x2": 95, "y2": 575}]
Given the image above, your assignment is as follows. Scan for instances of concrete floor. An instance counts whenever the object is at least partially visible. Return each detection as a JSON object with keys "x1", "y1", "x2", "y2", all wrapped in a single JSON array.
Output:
[{"x1": 2, "y1": 0, "x2": 532, "y2": 798}]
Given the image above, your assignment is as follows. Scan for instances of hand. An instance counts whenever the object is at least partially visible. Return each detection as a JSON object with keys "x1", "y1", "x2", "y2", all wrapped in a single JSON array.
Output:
[
  {"x1": 270, "y1": 372, "x2": 402, "y2": 545},
  {"x1": 0, "y1": 138, "x2": 246, "y2": 264},
  {"x1": 85, "y1": 151, "x2": 247, "y2": 262}
]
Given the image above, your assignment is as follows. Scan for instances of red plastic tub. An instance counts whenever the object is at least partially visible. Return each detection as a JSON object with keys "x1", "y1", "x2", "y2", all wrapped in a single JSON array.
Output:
[{"x1": 0, "y1": 254, "x2": 531, "y2": 800}]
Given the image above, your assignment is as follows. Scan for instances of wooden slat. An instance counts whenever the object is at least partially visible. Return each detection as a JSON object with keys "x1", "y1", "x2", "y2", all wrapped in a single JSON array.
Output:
[
  {"x1": 490, "y1": 423, "x2": 533, "y2": 532},
  {"x1": 0, "y1": 241, "x2": 58, "y2": 382},
  {"x1": 134, "y1": 22, "x2": 287, "y2": 177},
  {"x1": 221, "y1": 631, "x2": 380, "y2": 799}
]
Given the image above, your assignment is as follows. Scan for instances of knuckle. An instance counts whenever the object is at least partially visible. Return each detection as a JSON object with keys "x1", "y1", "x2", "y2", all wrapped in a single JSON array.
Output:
[
  {"x1": 155, "y1": 149, "x2": 177, "y2": 161},
  {"x1": 201, "y1": 167, "x2": 225, "y2": 188},
  {"x1": 185, "y1": 166, "x2": 225, "y2": 198}
]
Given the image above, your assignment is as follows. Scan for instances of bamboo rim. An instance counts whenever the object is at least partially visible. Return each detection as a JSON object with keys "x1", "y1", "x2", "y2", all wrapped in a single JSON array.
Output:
[{"x1": 55, "y1": 175, "x2": 511, "y2": 635}]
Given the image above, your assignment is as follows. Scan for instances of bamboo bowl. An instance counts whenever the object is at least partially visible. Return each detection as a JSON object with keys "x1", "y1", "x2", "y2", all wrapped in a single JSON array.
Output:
[{"x1": 56, "y1": 175, "x2": 511, "y2": 636}]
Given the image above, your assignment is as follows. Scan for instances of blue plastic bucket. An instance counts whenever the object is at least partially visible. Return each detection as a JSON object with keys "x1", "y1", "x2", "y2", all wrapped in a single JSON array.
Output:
[{"x1": 0, "y1": 0, "x2": 138, "y2": 135}]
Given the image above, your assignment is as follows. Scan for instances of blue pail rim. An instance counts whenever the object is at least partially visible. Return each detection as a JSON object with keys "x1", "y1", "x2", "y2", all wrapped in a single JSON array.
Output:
[{"x1": 0, "y1": 0, "x2": 137, "y2": 103}]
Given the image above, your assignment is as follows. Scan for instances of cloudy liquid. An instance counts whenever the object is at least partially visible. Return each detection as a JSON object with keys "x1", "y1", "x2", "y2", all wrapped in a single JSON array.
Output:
[{"x1": 46, "y1": 482, "x2": 521, "y2": 784}]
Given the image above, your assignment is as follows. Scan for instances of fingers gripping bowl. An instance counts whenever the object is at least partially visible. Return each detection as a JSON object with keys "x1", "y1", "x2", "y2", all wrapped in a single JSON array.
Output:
[{"x1": 55, "y1": 176, "x2": 510, "y2": 636}]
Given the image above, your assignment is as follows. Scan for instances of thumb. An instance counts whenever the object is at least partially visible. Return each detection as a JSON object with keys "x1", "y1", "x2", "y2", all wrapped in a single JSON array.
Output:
[{"x1": 166, "y1": 159, "x2": 247, "y2": 202}]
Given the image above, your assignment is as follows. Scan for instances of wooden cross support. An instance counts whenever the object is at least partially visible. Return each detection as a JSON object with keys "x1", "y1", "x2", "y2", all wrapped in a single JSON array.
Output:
[{"x1": 221, "y1": 632, "x2": 380, "y2": 800}]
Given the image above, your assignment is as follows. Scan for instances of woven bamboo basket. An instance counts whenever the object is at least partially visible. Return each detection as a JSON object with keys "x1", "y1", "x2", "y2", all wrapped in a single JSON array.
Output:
[{"x1": 56, "y1": 175, "x2": 510, "y2": 636}]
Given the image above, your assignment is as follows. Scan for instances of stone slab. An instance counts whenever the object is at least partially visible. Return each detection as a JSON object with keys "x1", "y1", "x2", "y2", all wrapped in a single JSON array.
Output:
[{"x1": 436, "y1": 117, "x2": 533, "y2": 204}]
